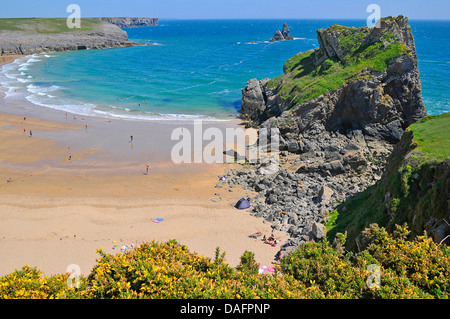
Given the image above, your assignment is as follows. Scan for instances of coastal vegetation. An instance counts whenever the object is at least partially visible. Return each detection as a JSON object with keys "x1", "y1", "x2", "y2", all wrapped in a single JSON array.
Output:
[
  {"x1": 1, "y1": 223, "x2": 449, "y2": 299},
  {"x1": 0, "y1": 18, "x2": 101, "y2": 33},
  {"x1": 266, "y1": 16, "x2": 412, "y2": 108},
  {"x1": 327, "y1": 113, "x2": 450, "y2": 251},
  {"x1": 0, "y1": 15, "x2": 447, "y2": 300}
]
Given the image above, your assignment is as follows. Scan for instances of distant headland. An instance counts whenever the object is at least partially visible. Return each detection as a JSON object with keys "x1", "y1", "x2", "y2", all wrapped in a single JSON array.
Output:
[
  {"x1": 0, "y1": 17, "x2": 158, "y2": 56},
  {"x1": 89, "y1": 17, "x2": 159, "y2": 28}
]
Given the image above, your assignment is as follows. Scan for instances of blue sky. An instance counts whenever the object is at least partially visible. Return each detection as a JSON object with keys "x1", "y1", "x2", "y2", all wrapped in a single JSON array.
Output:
[{"x1": 1, "y1": 0, "x2": 449, "y2": 20}]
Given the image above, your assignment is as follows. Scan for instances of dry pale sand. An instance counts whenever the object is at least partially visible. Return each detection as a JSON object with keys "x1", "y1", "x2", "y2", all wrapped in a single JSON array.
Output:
[{"x1": 0, "y1": 57, "x2": 287, "y2": 276}]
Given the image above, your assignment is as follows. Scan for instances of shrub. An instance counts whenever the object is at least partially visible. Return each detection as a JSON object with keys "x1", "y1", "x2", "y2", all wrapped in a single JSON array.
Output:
[
  {"x1": 1, "y1": 224, "x2": 449, "y2": 299},
  {"x1": 0, "y1": 265, "x2": 88, "y2": 299},
  {"x1": 236, "y1": 250, "x2": 259, "y2": 275}
]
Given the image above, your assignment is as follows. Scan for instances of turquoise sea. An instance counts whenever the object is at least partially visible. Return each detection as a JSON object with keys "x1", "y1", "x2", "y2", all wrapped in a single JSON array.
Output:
[{"x1": 1, "y1": 19, "x2": 449, "y2": 120}]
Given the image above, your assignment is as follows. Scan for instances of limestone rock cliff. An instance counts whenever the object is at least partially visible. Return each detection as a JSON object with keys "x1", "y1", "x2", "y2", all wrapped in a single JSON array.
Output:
[
  {"x1": 242, "y1": 16, "x2": 426, "y2": 142},
  {"x1": 328, "y1": 113, "x2": 450, "y2": 251},
  {"x1": 234, "y1": 16, "x2": 429, "y2": 249},
  {"x1": 0, "y1": 19, "x2": 144, "y2": 56},
  {"x1": 90, "y1": 17, "x2": 158, "y2": 28}
]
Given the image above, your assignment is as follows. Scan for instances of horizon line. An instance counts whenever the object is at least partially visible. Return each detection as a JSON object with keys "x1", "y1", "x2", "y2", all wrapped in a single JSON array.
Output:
[{"x1": 0, "y1": 16, "x2": 449, "y2": 21}]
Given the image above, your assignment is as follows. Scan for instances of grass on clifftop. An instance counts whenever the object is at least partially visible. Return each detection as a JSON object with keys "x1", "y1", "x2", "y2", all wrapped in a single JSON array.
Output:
[
  {"x1": 0, "y1": 18, "x2": 101, "y2": 33},
  {"x1": 267, "y1": 17, "x2": 412, "y2": 108},
  {"x1": 409, "y1": 112, "x2": 450, "y2": 162}
]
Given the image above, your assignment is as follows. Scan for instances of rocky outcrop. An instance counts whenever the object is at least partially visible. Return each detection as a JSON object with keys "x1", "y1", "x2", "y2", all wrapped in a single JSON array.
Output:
[
  {"x1": 90, "y1": 17, "x2": 158, "y2": 28},
  {"x1": 269, "y1": 23, "x2": 294, "y2": 42},
  {"x1": 243, "y1": 16, "x2": 426, "y2": 133},
  {"x1": 0, "y1": 20, "x2": 146, "y2": 56},
  {"x1": 240, "y1": 78, "x2": 270, "y2": 124},
  {"x1": 235, "y1": 16, "x2": 428, "y2": 255}
]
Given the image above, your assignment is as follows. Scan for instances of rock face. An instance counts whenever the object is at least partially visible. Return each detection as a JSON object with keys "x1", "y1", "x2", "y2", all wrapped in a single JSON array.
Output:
[
  {"x1": 269, "y1": 23, "x2": 294, "y2": 42},
  {"x1": 281, "y1": 23, "x2": 294, "y2": 40},
  {"x1": 243, "y1": 16, "x2": 426, "y2": 132},
  {"x1": 90, "y1": 17, "x2": 158, "y2": 28},
  {"x1": 0, "y1": 20, "x2": 145, "y2": 56},
  {"x1": 235, "y1": 16, "x2": 428, "y2": 254},
  {"x1": 240, "y1": 78, "x2": 270, "y2": 124},
  {"x1": 339, "y1": 115, "x2": 450, "y2": 251}
]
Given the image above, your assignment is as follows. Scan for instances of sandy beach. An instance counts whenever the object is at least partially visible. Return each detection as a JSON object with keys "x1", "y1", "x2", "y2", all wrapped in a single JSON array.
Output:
[{"x1": 0, "y1": 56, "x2": 287, "y2": 277}]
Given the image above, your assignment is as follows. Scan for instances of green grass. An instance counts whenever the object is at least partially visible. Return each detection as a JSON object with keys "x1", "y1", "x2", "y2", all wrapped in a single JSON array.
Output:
[
  {"x1": 408, "y1": 112, "x2": 450, "y2": 162},
  {"x1": 0, "y1": 18, "x2": 101, "y2": 33},
  {"x1": 266, "y1": 17, "x2": 412, "y2": 108}
]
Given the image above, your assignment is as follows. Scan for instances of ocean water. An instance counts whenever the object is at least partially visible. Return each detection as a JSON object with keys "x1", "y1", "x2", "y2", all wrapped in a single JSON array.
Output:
[{"x1": 0, "y1": 19, "x2": 448, "y2": 120}]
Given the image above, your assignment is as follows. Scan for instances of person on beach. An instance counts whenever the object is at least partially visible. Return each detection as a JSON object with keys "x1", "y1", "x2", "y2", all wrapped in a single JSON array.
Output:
[
  {"x1": 29, "y1": 130, "x2": 32, "y2": 137},
  {"x1": 146, "y1": 165, "x2": 149, "y2": 175},
  {"x1": 130, "y1": 135, "x2": 133, "y2": 142},
  {"x1": 263, "y1": 234, "x2": 276, "y2": 245}
]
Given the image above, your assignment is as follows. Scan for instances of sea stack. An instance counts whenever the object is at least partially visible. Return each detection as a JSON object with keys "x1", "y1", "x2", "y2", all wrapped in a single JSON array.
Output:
[{"x1": 269, "y1": 23, "x2": 294, "y2": 42}]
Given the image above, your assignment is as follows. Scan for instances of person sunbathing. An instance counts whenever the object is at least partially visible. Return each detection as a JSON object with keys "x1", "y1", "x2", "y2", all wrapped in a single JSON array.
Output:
[{"x1": 263, "y1": 234, "x2": 276, "y2": 245}]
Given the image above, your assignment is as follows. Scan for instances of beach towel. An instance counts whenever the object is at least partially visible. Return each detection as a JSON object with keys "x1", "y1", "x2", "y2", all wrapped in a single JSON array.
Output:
[{"x1": 258, "y1": 265, "x2": 275, "y2": 275}]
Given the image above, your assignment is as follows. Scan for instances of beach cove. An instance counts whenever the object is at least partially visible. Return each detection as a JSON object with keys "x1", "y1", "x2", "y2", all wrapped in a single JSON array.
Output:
[
  {"x1": 0, "y1": 56, "x2": 290, "y2": 277},
  {"x1": 0, "y1": 16, "x2": 448, "y2": 285}
]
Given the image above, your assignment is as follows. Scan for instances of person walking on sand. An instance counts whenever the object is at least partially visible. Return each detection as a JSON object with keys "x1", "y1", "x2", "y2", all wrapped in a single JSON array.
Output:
[
  {"x1": 130, "y1": 135, "x2": 133, "y2": 142},
  {"x1": 29, "y1": 130, "x2": 32, "y2": 137},
  {"x1": 146, "y1": 165, "x2": 149, "y2": 175}
]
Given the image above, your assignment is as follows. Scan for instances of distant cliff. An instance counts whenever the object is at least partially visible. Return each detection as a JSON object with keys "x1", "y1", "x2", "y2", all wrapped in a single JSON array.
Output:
[
  {"x1": 0, "y1": 18, "x2": 149, "y2": 56},
  {"x1": 90, "y1": 17, "x2": 158, "y2": 28}
]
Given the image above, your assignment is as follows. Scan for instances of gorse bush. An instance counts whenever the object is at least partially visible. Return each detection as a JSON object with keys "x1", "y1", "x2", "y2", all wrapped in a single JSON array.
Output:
[
  {"x1": 281, "y1": 224, "x2": 450, "y2": 298},
  {"x1": 1, "y1": 224, "x2": 449, "y2": 299}
]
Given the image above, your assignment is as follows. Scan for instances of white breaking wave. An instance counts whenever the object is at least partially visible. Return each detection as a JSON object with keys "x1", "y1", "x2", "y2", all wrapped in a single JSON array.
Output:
[
  {"x1": 0, "y1": 53, "x2": 230, "y2": 122},
  {"x1": 27, "y1": 84, "x2": 63, "y2": 95}
]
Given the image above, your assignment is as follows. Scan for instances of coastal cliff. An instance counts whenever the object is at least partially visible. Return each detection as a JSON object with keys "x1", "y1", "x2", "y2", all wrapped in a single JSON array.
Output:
[
  {"x1": 0, "y1": 18, "x2": 148, "y2": 56},
  {"x1": 328, "y1": 113, "x2": 450, "y2": 251},
  {"x1": 90, "y1": 17, "x2": 158, "y2": 28},
  {"x1": 229, "y1": 16, "x2": 433, "y2": 251}
]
